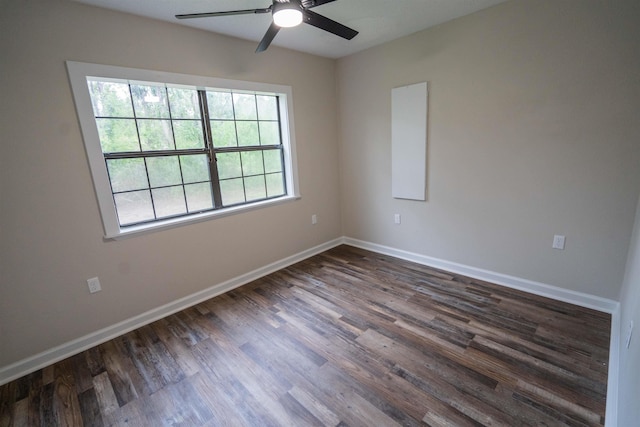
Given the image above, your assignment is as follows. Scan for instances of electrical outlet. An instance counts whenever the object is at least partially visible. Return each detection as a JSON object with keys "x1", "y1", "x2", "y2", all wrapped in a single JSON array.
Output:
[
  {"x1": 626, "y1": 321, "x2": 634, "y2": 349},
  {"x1": 552, "y1": 235, "x2": 565, "y2": 250},
  {"x1": 311, "y1": 214, "x2": 317, "y2": 225},
  {"x1": 87, "y1": 277, "x2": 101, "y2": 293},
  {"x1": 394, "y1": 214, "x2": 401, "y2": 225}
]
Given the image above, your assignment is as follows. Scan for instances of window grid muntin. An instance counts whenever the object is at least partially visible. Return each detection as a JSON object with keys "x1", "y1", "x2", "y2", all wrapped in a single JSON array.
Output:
[{"x1": 91, "y1": 79, "x2": 287, "y2": 227}]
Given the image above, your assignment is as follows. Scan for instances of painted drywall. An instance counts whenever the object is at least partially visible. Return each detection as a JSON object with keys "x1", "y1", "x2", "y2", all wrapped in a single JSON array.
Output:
[
  {"x1": 617, "y1": 193, "x2": 640, "y2": 425},
  {"x1": 336, "y1": 0, "x2": 640, "y2": 300},
  {"x1": 0, "y1": 0, "x2": 342, "y2": 368}
]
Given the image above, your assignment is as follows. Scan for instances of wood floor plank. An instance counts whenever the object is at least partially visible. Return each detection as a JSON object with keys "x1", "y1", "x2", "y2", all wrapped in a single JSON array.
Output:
[
  {"x1": 77, "y1": 388, "x2": 104, "y2": 427},
  {"x1": 67, "y1": 354, "x2": 94, "y2": 395},
  {"x1": 101, "y1": 395, "x2": 147, "y2": 427},
  {"x1": 277, "y1": 391, "x2": 326, "y2": 427},
  {"x1": 38, "y1": 382, "x2": 55, "y2": 426},
  {"x1": 144, "y1": 379, "x2": 213, "y2": 427},
  {"x1": 199, "y1": 334, "x2": 297, "y2": 426},
  {"x1": 51, "y1": 363, "x2": 83, "y2": 427},
  {"x1": 287, "y1": 385, "x2": 341, "y2": 427},
  {"x1": 26, "y1": 382, "x2": 41, "y2": 426},
  {"x1": 0, "y1": 382, "x2": 13, "y2": 427},
  {"x1": 189, "y1": 372, "x2": 250, "y2": 426},
  {"x1": 9, "y1": 399, "x2": 27, "y2": 427},
  {"x1": 150, "y1": 318, "x2": 201, "y2": 378},
  {"x1": 99, "y1": 340, "x2": 140, "y2": 408},
  {"x1": 300, "y1": 364, "x2": 410, "y2": 427},
  {"x1": 92, "y1": 372, "x2": 119, "y2": 417},
  {"x1": 0, "y1": 245, "x2": 610, "y2": 426}
]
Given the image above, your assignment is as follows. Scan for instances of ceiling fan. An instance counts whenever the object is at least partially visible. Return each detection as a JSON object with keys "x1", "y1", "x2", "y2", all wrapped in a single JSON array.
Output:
[{"x1": 175, "y1": 0, "x2": 358, "y2": 53}]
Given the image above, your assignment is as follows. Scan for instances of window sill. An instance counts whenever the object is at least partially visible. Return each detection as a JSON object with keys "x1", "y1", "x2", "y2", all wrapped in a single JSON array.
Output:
[{"x1": 105, "y1": 195, "x2": 301, "y2": 241}]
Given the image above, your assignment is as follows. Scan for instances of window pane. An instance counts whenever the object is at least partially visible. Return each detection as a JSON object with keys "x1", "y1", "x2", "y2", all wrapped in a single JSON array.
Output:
[
  {"x1": 241, "y1": 151, "x2": 264, "y2": 176},
  {"x1": 180, "y1": 154, "x2": 210, "y2": 184},
  {"x1": 244, "y1": 176, "x2": 266, "y2": 201},
  {"x1": 131, "y1": 84, "x2": 170, "y2": 118},
  {"x1": 211, "y1": 120, "x2": 237, "y2": 148},
  {"x1": 220, "y1": 178, "x2": 245, "y2": 206},
  {"x1": 107, "y1": 158, "x2": 148, "y2": 193},
  {"x1": 88, "y1": 81, "x2": 133, "y2": 118},
  {"x1": 259, "y1": 121, "x2": 280, "y2": 146},
  {"x1": 216, "y1": 152, "x2": 242, "y2": 179},
  {"x1": 233, "y1": 93, "x2": 257, "y2": 120},
  {"x1": 147, "y1": 156, "x2": 181, "y2": 188},
  {"x1": 167, "y1": 87, "x2": 200, "y2": 119},
  {"x1": 173, "y1": 120, "x2": 204, "y2": 149},
  {"x1": 266, "y1": 172, "x2": 285, "y2": 197},
  {"x1": 257, "y1": 95, "x2": 278, "y2": 120},
  {"x1": 263, "y1": 149, "x2": 283, "y2": 173},
  {"x1": 236, "y1": 121, "x2": 259, "y2": 147},
  {"x1": 152, "y1": 186, "x2": 186, "y2": 218},
  {"x1": 138, "y1": 119, "x2": 174, "y2": 151},
  {"x1": 96, "y1": 118, "x2": 139, "y2": 153},
  {"x1": 114, "y1": 190, "x2": 154, "y2": 225},
  {"x1": 185, "y1": 183, "x2": 213, "y2": 212},
  {"x1": 207, "y1": 91, "x2": 234, "y2": 119}
]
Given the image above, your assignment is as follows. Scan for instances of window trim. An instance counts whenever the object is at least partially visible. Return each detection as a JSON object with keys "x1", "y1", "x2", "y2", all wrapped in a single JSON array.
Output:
[{"x1": 66, "y1": 61, "x2": 300, "y2": 239}]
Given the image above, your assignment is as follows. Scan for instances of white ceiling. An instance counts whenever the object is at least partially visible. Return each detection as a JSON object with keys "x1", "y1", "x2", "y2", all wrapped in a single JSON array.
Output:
[{"x1": 72, "y1": 0, "x2": 509, "y2": 58}]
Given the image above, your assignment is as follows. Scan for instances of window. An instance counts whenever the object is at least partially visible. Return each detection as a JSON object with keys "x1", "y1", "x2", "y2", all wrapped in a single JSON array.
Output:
[{"x1": 67, "y1": 62, "x2": 299, "y2": 238}]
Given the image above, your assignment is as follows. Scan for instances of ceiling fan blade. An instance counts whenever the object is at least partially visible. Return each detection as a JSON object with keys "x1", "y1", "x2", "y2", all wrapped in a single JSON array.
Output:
[
  {"x1": 176, "y1": 7, "x2": 271, "y2": 20},
  {"x1": 302, "y1": 9, "x2": 358, "y2": 40},
  {"x1": 301, "y1": 0, "x2": 337, "y2": 8},
  {"x1": 256, "y1": 22, "x2": 281, "y2": 53}
]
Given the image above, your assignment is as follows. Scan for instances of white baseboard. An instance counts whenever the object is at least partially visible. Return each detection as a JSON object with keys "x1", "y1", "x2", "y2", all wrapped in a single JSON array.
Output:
[
  {"x1": 0, "y1": 238, "x2": 343, "y2": 386},
  {"x1": 343, "y1": 237, "x2": 618, "y2": 313}
]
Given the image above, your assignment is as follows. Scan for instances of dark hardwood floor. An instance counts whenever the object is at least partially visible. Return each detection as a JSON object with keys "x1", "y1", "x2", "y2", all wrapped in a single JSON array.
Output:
[{"x1": 0, "y1": 245, "x2": 611, "y2": 426}]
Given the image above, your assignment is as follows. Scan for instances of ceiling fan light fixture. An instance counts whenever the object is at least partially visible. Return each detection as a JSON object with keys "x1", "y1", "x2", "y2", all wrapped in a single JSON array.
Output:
[
  {"x1": 176, "y1": 0, "x2": 359, "y2": 53},
  {"x1": 273, "y1": 2, "x2": 303, "y2": 28}
]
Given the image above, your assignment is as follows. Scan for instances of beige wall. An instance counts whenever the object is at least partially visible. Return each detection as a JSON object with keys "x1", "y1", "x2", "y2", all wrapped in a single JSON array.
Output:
[
  {"x1": 337, "y1": 0, "x2": 640, "y2": 300},
  {"x1": 0, "y1": 0, "x2": 342, "y2": 367}
]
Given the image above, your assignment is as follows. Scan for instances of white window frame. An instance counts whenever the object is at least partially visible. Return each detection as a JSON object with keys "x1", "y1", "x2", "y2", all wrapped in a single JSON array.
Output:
[{"x1": 67, "y1": 61, "x2": 300, "y2": 239}]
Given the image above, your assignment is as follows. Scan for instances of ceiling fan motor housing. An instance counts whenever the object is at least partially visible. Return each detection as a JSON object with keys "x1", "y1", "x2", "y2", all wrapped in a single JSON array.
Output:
[{"x1": 272, "y1": 0, "x2": 304, "y2": 28}]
